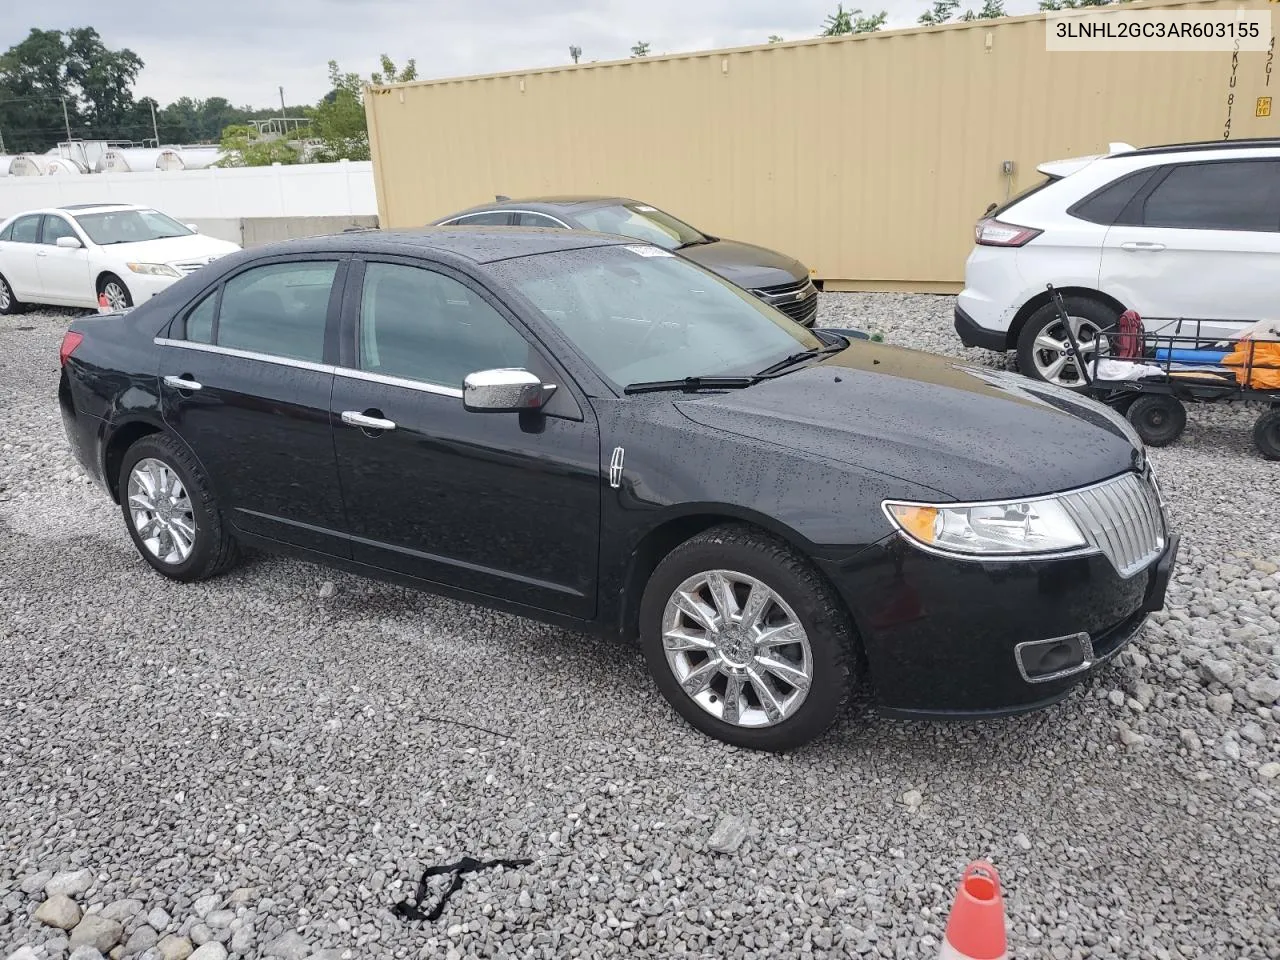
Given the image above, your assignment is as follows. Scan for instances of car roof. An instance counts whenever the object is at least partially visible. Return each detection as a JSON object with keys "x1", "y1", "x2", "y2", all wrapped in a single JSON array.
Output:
[
  {"x1": 273, "y1": 225, "x2": 635, "y2": 264},
  {"x1": 59, "y1": 202, "x2": 140, "y2": 212}
]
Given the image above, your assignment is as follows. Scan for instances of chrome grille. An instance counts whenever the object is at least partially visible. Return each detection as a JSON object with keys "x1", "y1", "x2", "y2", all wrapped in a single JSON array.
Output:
[
  {"x1": 752, "y1": 278, "x2": 818, "y2": 325},
  {"x1": 172, "y1": 256, "x2": 219, "y2": 276},
  {"x1": 1060, "y1": 472, "x2": 1165, "y2": 578}
]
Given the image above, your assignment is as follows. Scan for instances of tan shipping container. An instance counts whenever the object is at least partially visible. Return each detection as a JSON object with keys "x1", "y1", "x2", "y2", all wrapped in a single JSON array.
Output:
[{"x1": 367, "y1": 0, "x2": 1279, "y2": 291}]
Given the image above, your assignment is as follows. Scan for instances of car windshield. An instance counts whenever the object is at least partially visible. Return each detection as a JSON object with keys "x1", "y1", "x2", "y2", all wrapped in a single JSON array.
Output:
[
  {"x1": 491, "y1": 244, "x2": 822, "y2": 389},
  {"x1": 574, "y1": 203, "x2": 709, "y2": 250},
  {"x1": 73, "y1": 209, "x2": 193, "y2": 245}
]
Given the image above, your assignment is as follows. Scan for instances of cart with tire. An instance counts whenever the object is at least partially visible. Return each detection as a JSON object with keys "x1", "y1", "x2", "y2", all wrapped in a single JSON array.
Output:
[{"x1": 1043, "y1": 286, "x2": 1280, "y2": 460}]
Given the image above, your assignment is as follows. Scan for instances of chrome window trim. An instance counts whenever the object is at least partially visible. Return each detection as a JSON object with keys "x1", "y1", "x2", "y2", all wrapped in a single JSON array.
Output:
[
  {"x1": 154, "y1": 337, "x2": 465, "y2": 399},
  {"x1": 335, "y1": 367, "x2": 463, "y2": 398},
  {"x1": 443, "y1": 210, "x2": 572, "y2": 229},
  {"x1": 154, "y1": 337, "x2": 332, "y2": 374}
]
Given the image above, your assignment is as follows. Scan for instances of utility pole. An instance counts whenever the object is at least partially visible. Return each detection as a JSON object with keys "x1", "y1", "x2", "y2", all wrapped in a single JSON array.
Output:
[
  {"x1": 0, "y1": 125, "x2": 5, "y2": 154},
  {"x1": 279, "y1": 86, "x2": 287, "y2": 120},
  {"x1": 61, "y1": 96, "x2": 73, "y2": 143},
  {"x1": 150, "y1": 100, "x2": 160, "y2": 146}
]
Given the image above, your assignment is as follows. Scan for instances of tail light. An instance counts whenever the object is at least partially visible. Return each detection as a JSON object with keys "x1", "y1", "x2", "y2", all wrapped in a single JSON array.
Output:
[
  {"x1": 974, "y1": 218, "x2": 1042, "y2": 247},
  {"x1": 59, "y1": 331, "x2": 84, "y2": 367}
]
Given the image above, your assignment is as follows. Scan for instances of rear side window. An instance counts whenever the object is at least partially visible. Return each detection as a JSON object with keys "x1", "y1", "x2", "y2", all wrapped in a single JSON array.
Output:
[
  {"x1": 9, "y1": 216, "x2": 41, "y2": 243},
  {"x1": 180, "y1": 261, "x2": 339, "y2": 362},
  {"x1": 1069, "y1": 169, "x2": 1157, "y2": 225},
  {"x1": 1140, "y1": 160, "x2": 1280, "y2": 231},
  {"x1": 453, "y1": 211, "x2": 513, "y2": 226}
]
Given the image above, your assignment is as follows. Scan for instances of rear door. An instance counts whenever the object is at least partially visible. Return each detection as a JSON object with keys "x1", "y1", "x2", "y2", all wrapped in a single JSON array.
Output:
[
  {"x1": 36, "y1": 214, "x2": 93, "y2": 305},
  {"x1": 0, "y1": 215, "x2": 46, "y2": 300},
  {"x1": 158, "y1": 255, "x2": 351, "y2": 555},
  {"x1": 1099, "y1": 158, "x2": 1280, "y2": 339}
]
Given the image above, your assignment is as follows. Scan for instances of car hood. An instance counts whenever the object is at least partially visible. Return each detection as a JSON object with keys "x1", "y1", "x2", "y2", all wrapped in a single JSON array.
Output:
[
  {"x1": 674, "y1": 341, "x2": 1143, "y2": 502},
  {"x1": 679, "y1": 238, "x2": 809, "y2": 289},
  {"x1": 96, "y1": 234, "x2": 241, "y2": 264}
]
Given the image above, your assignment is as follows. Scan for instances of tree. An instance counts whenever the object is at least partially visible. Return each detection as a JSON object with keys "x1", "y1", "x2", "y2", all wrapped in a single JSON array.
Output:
[
  {"x1": 1039, "y1": 0, "x2": 1122, "y2": 9},
  {"x1": 920, "y1": 0, "x2": 1007, "y2": 23},
  {"x1": 214, "y1": 124, "x2": 300, "y2": 167},
  {"x1": 631, "y1": 41, "x2": 651, "y2": 57},
  {"x1": 820, "y1": 4, "x2": 887, "y2": 35},
  {"x1": 307, "y1": 55, "x2": 415, "y2": 163},
  {"x1": 768, "y1": 35, "x2": 784, "y2": 43},
  {"x1": 569, "y1": 45, "x2": 582, "y2": 63},
  {"x1": 918, "y1": 0, "x2": 961, "y2": 24}
]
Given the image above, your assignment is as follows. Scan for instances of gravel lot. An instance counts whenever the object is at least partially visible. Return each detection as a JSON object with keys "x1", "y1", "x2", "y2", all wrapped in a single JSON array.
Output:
[{"x1": 1, "y1": 294, "x2": 1278, "y2": 960}]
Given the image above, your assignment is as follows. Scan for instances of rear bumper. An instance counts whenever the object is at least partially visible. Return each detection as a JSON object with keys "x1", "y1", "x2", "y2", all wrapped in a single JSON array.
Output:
[
  {"x1": 954, "y1": 303, "x2": 1008, "y2": 351},
  {"x1": 819, "y1": 531, "x2": 1179, "y2": 718},
  {"x1": 59, "y1": 372, "x2": 107, "y2": 490}
]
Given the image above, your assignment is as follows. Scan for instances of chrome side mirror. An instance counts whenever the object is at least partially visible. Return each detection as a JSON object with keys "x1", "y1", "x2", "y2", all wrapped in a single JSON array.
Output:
[
  {"x1": 463, "y1": 368, "x2": 556, "y2": 412},
  {"x1": 55, "y1": 236, "x2": 83, "y2": 249}
]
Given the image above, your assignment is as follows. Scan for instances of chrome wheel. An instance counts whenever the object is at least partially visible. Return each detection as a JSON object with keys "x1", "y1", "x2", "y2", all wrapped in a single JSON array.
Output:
[
  {"x1": 661, "y1": 569, "x2": 813, "y2": 728},
  {"x1": 1030, "y1": 315, "x2": 1107, "y2": 386},
  {"x1": 103, "y1": 281, "x2": 129, "y2": 311},
  {"x1": 0, "y1": 279, "x2": 11, "y2": 311},
  {"x1": 127, "y1": 458, "x2": 196, "y2": 564}
]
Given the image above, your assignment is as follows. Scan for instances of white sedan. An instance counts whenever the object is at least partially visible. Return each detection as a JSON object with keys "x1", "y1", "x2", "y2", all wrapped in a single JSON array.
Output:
[{"x1": 0, "y1": 203, "x2": 240, "y2": 314}]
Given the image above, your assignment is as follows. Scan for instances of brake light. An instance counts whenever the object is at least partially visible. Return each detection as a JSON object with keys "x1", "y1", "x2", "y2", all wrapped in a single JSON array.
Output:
[
  {"x1": 59, "y1": 331, "x2": 83, "y2": 367},
  {"x1": 974, "y1": 218, "x2": 1043, "y2": 247}
]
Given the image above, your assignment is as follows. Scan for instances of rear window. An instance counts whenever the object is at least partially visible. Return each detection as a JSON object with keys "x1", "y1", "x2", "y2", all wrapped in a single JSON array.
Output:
[
  {"x1": 1069, "y1": 168, "x2": 1158, "y2": 225},
  {"x1": 984, "y1": 176, "x2": 1059, "y2": 220}
]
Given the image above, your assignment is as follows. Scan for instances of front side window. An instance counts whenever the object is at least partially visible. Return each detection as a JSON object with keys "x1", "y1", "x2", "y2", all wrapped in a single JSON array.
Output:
[
  {"x1": 211, "y1": 261, "x2": 338, "y2": 362},
  {"x1": 9, "y1": 216, "x2": 41, "y2": 244},
  {"x1": 358, "y1": 262, "x2": 530, "y2": 388},
  {"x1": 1140, "y1": 160, "x2": 1280, "y2": 232},
  {"x1": 574, "y1": 203, "x2": 709, "y2": 250},
  {"x1": 492, "y1": 245, "x2": 820, "y2": 388},
  {"x1": 73, "y1": 208, "x2": 193, "y2": 245},
  {"x1": 516, "y1": 212, "x2": 565, "y2": 228},
  {"x1": 41, "y1": 216, "x2": 79, "y2": 246}
]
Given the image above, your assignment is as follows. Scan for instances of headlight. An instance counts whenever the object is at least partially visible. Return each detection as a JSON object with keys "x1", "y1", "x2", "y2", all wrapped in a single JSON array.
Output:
[
  {"x1": 126, "y1": 262, "x2": 181, "y2": 278},
  {"x1": 883, "y1": 496, "x2": 1088, "y2": 557}
]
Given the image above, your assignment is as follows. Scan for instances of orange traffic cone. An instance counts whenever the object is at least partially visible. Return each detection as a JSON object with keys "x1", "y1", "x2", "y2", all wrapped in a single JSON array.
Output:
[
  {"x1": 940, "y1": 861, "x2": 1008, "y2": 959},
  {"x1": 97, "y1": 292, "x2": 111, "y2": 314}
]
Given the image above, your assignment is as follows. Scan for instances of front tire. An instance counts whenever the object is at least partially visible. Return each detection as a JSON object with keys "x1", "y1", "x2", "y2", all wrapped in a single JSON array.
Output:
[
  {"x1": 118, "y1": 433, "x2": 239, "y2": 582},
  {"x1": 98, "y1": 274, "x2": 133, "y2": 312},
  {"x1": 639, "y1": 524, "x2": 856, "y2": 752},
  {"x1": 1016, "y1": 297, "x2": 1119, "y2": 388},
  {"x1": 0, "y1": 274, "x2": 25, "y2": 315}
]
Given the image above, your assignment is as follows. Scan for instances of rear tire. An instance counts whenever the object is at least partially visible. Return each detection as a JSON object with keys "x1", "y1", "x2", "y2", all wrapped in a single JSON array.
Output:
[
  {"x1": 638, "y1": 524, "x2": 856, "y2": 752},
  {"x1": 1254, "y1": 408, "x2": 1280, "y2": 460},
  {"x1": 98, "y1": 274, "x2": 133, "y2": 312},
  {"x1": 0, "y1": 274, "x2": 25, "y2": 315},
  {"x1": 1016, "y1": 296, "x2": 1119, "y2": 388},
  {"x1": 118, "y1": 433, "x2": 239, "y2": 582},
  {"x1": 1126, "y1": 395, "x2": 1187, "y2": 447}
]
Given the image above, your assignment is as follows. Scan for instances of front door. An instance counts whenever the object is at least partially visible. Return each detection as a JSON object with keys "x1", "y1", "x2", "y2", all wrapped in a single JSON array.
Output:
[
  {"x1": 330, "y1": 258, "x2": 601, "y2": 619},
  {"x1": 1099, "y1": 158, "x2": 1280, "y2": 340},
  {"x1": 158, "y1": 256, "x2": 350, "y2": 555},
  {"x1": 36, "y1": 215, "x2": 93, "y2": 305}
]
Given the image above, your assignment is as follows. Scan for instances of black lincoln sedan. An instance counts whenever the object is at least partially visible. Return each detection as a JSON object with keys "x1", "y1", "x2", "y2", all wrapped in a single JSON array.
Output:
[
  {"x1": 58, "y1": 227, "x2": 1178, "y2": 751},
  {"x1": 430, "y1": 195, "x2": 820, "y2": 326}
]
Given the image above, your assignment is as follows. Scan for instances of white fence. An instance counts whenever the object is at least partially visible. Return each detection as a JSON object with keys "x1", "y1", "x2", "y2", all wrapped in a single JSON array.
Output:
[{"x1": 0, "y1": 161, "x2": 377, "y2": 221}]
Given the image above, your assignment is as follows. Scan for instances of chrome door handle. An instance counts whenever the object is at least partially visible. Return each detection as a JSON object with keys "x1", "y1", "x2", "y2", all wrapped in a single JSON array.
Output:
[
  {"x1": 341, "y1": 410, "x2": 397, "y2": 431},
  {"x1": 36, "y1": 251, "x2": 48, "y2": 257},
  {"x1": 163, "y1": 375, "x2": 203, "y2": 391},
  {"x1": 1120, "y1": 241, "x2": 1166, "y2": 251}
]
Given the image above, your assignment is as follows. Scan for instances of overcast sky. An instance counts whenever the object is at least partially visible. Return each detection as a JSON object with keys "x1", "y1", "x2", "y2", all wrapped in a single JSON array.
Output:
[{"x1": 8, "y1": 0, "x2": 1042, "y2": 109}]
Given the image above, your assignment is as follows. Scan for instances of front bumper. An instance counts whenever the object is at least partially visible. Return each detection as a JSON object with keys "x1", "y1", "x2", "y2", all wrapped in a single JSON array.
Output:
[
  {"x1": 123, "y1": 271, "x2": 181, "y2": 302},
  {"x1": 819, "y1": 531, "x2": 1179, "y2": 718}
]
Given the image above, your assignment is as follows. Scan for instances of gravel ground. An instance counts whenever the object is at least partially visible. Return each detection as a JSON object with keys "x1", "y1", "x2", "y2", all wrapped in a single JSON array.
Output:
[{"x1": 1, "y1": 294, "x2": 1278, "y2": 960}]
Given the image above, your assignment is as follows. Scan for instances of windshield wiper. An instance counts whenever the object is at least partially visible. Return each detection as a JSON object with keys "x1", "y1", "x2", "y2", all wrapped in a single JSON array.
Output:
[
  {"x1": 754, "y1": 339, "x2": 847, "y2": 378},
  {"x1": 675, "y1": 237, "x2": 714, "y2": 250},
  {"x1": 624, "y1": 375, "x2": 757, "y2": 395}
]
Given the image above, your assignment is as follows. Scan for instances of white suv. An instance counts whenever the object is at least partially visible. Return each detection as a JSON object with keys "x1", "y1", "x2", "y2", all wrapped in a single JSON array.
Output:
[
  {"x1": 0, "y1": 203, "x2": 240, "y2": 315},
  {"x1": 955, "y1": 138, "x2": 1280, "y2": 385}
]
